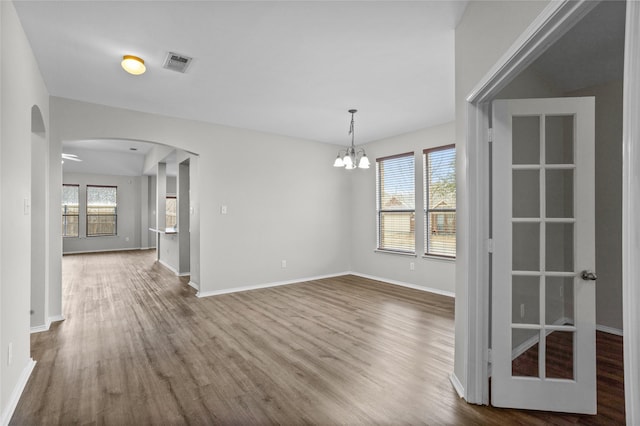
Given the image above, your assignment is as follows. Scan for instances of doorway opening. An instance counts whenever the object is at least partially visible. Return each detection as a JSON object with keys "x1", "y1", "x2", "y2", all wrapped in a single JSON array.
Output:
[{"x1": 461, "y1": 0, "x2": 637, "y2": 419}]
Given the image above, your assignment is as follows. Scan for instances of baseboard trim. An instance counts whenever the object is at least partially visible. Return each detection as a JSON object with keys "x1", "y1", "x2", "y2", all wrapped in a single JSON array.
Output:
[
  {"x1": 349, "y1": 272, "x2": 456, "y2": 298},
  {"x1": 30, "y1": 322, "x2": 50, "y2": 334},
  {"x1": 449, "y1": 373, "x2": 465, "y2": 399},
  {"x1": 30, "y1": 314, "x2": 65, "y2": 334},
  {"x1": 178, "y1": 271, "x2": 191, "y2": 277},
  {"x1": 49, "y1": 314, "x2": 65, "y2": 323},
  {"x1": 158, "y1": 259, "x2": 179, "y2": 275},
  {"x1": 188, "y1": 281, "x2": 199, "y2": 291},
  {"x1": 1, "y1": 358, "x2": 36, "y2": 426},
  {"x1": 63, "y1": 247, "x2": 146, "y2": 255},
  {"x1": 196, "y1": 272, "x2": 350, "y2": 298},
  {"x1": 597, "y1": 324, "x2": 623, "y2": 336}
]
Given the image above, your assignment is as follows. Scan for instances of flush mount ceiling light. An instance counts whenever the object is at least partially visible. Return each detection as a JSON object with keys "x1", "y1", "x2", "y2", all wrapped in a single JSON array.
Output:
[
  {"x1": 333, "y1": 109, "x2": 370, "y2": 170},
  {"x1": 61, "y1": 153, "x2": 82, "y2": 164},
  {"x1": 121, "y1": 55, "x2": 146, "y2": 75}
]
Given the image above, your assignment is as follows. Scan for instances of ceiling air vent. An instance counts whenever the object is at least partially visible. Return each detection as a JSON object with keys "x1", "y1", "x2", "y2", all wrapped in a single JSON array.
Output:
[{"x1": 163, "y1": 52, "x2": 193, "y2": 73}]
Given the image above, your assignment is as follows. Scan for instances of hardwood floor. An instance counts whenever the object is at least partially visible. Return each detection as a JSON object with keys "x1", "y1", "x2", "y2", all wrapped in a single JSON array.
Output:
[{"x1": 11, "y1": 250, "x2": 624, "y2": 425}]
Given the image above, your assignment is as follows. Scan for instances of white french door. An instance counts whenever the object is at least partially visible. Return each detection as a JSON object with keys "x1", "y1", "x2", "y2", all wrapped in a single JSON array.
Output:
[{"x1": 491, "y1": 97, "x2": 597, "y2": 414}]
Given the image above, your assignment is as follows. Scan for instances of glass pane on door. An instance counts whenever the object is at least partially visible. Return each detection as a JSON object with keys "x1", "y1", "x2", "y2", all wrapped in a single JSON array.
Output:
[
  {"x1": 545, "y1": 276, "x2": 574, "y2": 326},
  {"x1": 513, "y1": 223, "x2": 539, "y2": 271},
  {"x1": 546, "y1": 223, "x2": 574, "y2": 272},
  {"x1": 512, "y1": 328, "x2": 540, "y2": 378},
  {"x1": 546, "y1": 169, "x2": 574, "y2": 218},
  {"x1": 513, "y1": 170, "x2": 540, "y2": 217},
  {"x1": 512, "y1": 276, "x2": 540, "y2": 324},
  {"x1": 513, "y1": 116, "x2": 540, "y2": 164},
  {"x1": 545, "y1": 331, "x2": 575, "y2": 380},
  {"x1": 545, "y1": 115, "x2": 574, "y2": 164}
]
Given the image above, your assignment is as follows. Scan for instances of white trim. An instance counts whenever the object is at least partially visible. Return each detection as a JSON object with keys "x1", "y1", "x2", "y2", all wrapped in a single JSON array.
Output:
[
  {"x1": 49, "y1": 314, "x2": 65, "y2": 323},
  {"x1": 31, "y1": 314, "x2": 65, "y2": 334},
  {"x1": 188, "y1": 281, "x2": 199, "y2": 291},
  {"x1": 596, "y1": 324, "x2": 623, "y2": 337},
  {"x1": 0, "y1": 359, "x2": 36, "y2": 426},
  {"x1": 63, "y1": 247, "x2": 147, "y2": 255},
  {"x1": 350, "y1": 272, "x2": 455, "y2": 298},
  {"x1": 466, "y1": 1, "x2": 598, "y2": 103},
  {"x1": 195, "y1": 272, "x2": 350, "y2": 298},
  {"x1": 421, "y1": 255, "x2": 456, "y2": 263},
  {"x1": 30, "y1": 322, "x2": 50, "y2": 334},
  {"x1": 157, "y1": 259, "x2": 179, "y2": 275},
  {"x1": 623, "y1": 2, "x2": 640, "y2": 423},
  {"x1": 157, "y1": 259, "x2": 189, "y2": 277},
  {"x1": 373, "y1": 249, "x2": 417, "y2": 258},
  {"x1": 450, "y1": 373, "x2": 465, "y2": 399},
  {"x1": 461, "y1": 0, "x2": 600, "y2": 406}
]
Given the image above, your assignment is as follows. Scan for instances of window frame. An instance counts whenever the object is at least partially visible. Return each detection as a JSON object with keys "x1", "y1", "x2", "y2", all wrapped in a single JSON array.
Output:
[
  {"x1": 424, "y1": 144, "x2": 456, "y2": 258},
  {"x1": 376, "y1": 152, "x2": 416, "y2": 254},
  {"x1": 86, "y1": 185, "x2": 118, "y2": 237},
  {"x1": 62, "y1": 184, "x2": 80, "y2": 238}
]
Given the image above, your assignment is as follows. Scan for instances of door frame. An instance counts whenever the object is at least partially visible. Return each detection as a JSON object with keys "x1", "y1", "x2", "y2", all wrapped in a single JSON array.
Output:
[{"x1": 460, "y1": 0, "x2": 640, "y2": 422}]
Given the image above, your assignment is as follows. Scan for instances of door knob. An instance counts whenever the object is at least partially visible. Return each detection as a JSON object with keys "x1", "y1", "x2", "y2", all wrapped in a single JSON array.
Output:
[{"x1": 580, "y1": 270, "x2": 597, "y2": 281}]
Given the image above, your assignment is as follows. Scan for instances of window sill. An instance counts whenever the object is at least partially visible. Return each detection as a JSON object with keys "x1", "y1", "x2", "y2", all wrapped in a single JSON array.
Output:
[
  {"x1": 422, "y1": 254, "x2": 456, "y2": 263},
  {"x1": 374, "y1": 249, "x2": 417, "y2": 257}
]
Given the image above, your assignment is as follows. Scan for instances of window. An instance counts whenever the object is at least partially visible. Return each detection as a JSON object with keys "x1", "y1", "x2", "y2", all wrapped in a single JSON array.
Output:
[
  {"x1": 62, "y1": 184, "x2": 79, "y2": 237},
  {"x1": 166, "y1": 196, "x2": 177, "y2": 229},
  {"x1": 424, "y1": 145, "x2": 456, "y2": 257},
  {"x1": 376, "y1": 153, "x2": 415, "y2": 253},
  {"x1": 86, "y1": 185, "x2": 117, "y2": 236}
]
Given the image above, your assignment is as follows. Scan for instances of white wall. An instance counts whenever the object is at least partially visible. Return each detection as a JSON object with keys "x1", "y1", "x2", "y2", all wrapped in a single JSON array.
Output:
[
  {"x1": 0, "y1": 0, "x2": 51, "y2": 421},
  {"x1": 454, "y1": 0, "x2": 550, "y2": 395},
  {"x1": 50, "y1": 97, "x2": 352, "y2": 298},
  {"x1": 62, "y1": 173, "x2": 145, "y2": 254},
  {"x1": 351, "y1": 123, "x2": 456, "y2": 294}
]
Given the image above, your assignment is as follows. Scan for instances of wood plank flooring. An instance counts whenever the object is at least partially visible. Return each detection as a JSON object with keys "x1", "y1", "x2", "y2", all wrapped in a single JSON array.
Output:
[{"x1": 10, "y1": 250, "x2": 625, "y2": 425}]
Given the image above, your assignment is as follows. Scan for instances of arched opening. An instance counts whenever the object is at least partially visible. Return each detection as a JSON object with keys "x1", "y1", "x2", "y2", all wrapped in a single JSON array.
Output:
[
  {"x1": 60, "y1": 138, "x2": 200, "y2": 288},
  {"x1": 31, "y1": 105, "x2": 49, "y2": 330}
]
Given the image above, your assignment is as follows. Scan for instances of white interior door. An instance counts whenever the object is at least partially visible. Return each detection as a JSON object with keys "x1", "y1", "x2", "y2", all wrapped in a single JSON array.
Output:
[{"x1": 491, "y1": 97, "x2": 596, "y2": 414}]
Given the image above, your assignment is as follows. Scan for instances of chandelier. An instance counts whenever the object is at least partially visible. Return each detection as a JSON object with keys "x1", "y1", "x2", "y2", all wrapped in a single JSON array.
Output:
[{"x1": 333, "y1": 109, "x2": 370, "y2": 170}]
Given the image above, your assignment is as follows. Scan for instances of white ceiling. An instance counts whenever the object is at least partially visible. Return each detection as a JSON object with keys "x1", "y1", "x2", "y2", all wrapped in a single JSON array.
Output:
[
  {"x1": 62, "y1": 139, "x2": 178, "y2": 176},
  {"x1": 14, "y1": 1, "x2": 468, "y2": 146}
]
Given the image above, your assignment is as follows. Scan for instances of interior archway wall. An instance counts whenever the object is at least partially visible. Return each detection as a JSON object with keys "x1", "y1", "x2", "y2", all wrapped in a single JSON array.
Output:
[{"x1": 31, "y1": 105, "x2": 49, "y2": 330}]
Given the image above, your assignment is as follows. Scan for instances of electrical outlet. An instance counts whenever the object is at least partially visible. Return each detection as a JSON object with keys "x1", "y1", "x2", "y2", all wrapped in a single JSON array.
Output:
[
  {"x1": 281, "y1": 260, "x2": 287, "y2": 268},
  {"x1": 125, "y1": 236, "x2": 130, "y2": 242},
  {"x1": 220, "y1": 205, "x2": 228, "y2": 215},
  {"x1": 8, "y1": 342, "x2": 12, "y2": 365},
  {"x1": 520, "y1": 303, "x2": 525, "y2": 319},
  {"x1": 409, "y1": 262, "x2": 415, "y2": 271}
]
